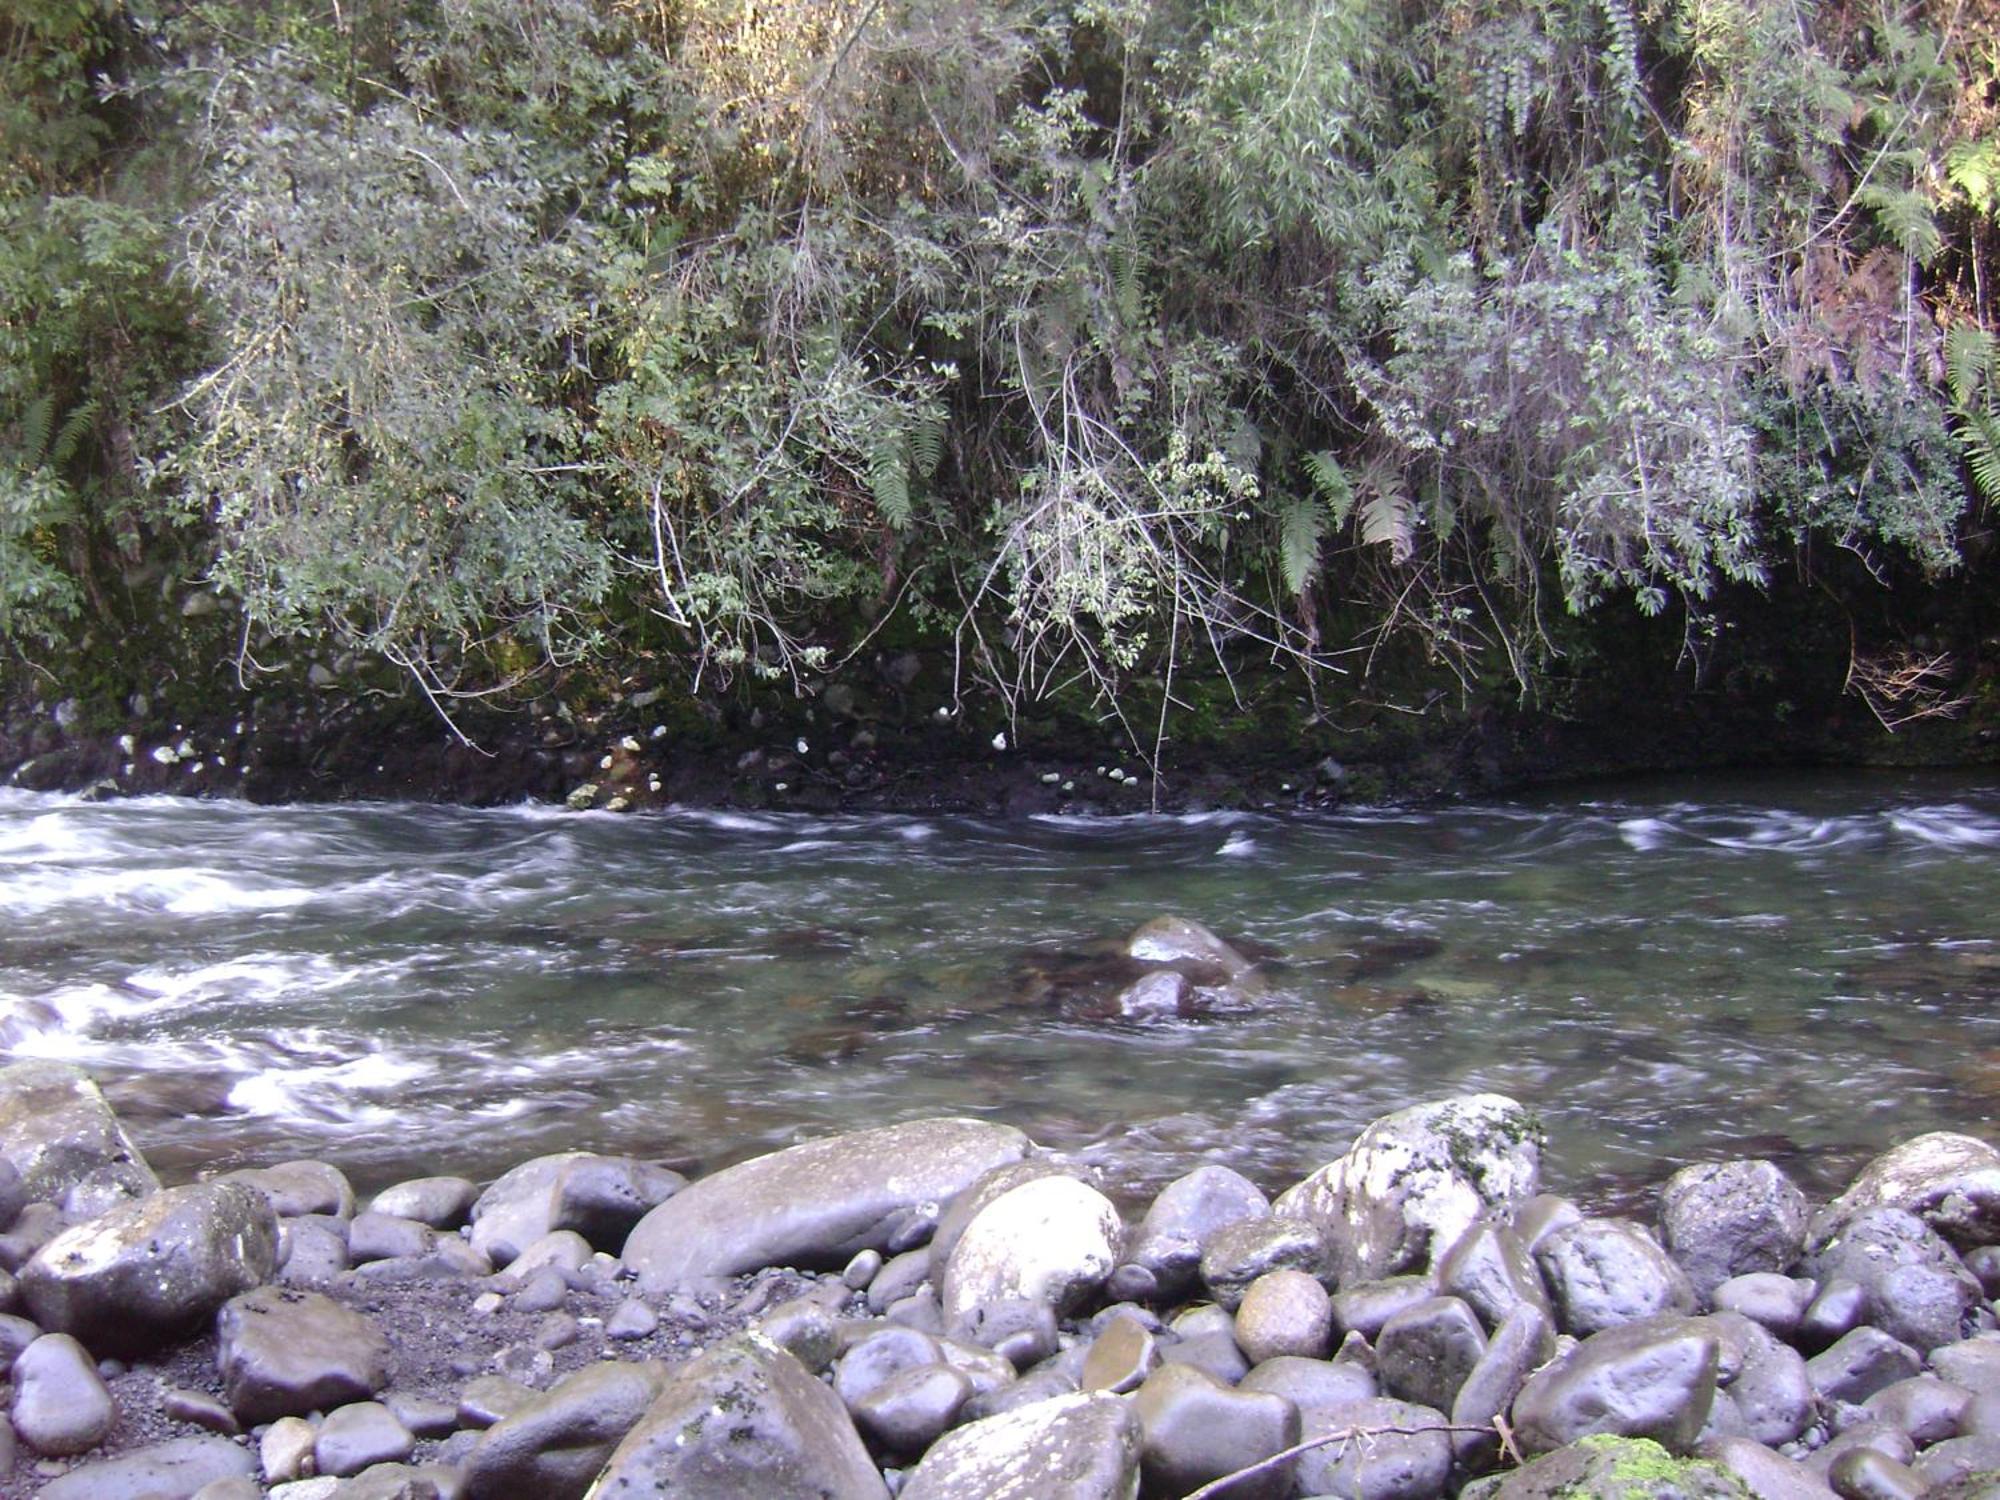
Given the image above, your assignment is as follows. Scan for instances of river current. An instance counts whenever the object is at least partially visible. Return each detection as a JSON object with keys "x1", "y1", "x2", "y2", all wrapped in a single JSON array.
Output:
[{"x1": 1, "y1": 772, "x2": 1995, "y2": 1209}]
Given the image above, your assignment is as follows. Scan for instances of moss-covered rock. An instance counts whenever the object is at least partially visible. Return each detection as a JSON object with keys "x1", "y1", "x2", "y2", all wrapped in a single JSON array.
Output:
[{"x1": 1469, "y1": 1435, "x2": 1751, "y2": 1500}]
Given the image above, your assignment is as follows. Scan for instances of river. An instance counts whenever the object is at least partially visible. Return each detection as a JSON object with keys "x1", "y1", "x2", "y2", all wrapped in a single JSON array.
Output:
[{"x1": 1, "y1": 772, "x2": 1995, "y2": 1208}]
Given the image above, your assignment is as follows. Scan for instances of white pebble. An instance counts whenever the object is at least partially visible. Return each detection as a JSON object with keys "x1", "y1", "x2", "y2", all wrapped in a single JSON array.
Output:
[
  {"x1": 991, "y1": 732, "x2": 1007, "y2": 751},
  {"x1": 796, "y1": 738, "x2": 809, "y2": 755},
  {"x1": 599, "y1": 754, "x2": 614, "y2": 770},
  {"x1": 620, "y1": 736, "x2": 641, "y2": 753}
]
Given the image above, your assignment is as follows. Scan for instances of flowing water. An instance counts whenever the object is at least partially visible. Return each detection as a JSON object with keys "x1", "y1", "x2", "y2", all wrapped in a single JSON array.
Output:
[{"x1": 2, "y1": 772, "x2": 1997, "y2": 1210}]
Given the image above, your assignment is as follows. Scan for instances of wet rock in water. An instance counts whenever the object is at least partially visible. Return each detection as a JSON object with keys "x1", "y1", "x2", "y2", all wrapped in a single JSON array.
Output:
[
  {"x1": 1120, "y1": 1162, "x2": 1270, "y2": 1301},
  {"x1": 1292, "y1": 1394, "x2": 1453, "y2": 1500},
  {"x1": 470, "y1": 1152, "x2": 685, "y2": 1267},
  {"x1": 1659, "y1": 1160, "x2": 1811, "y2": 1301},
  {"x1": 1804, "y1": 1207, "x2": 1980, "y2": 1352},
  {"x1": 215, "y1": 1284, "x2": 393, "y2": 1423},
  {"x1": 1712, "y1": 1273, "x2": 1816, "y2": 1340},
  {"x1": 1234, "y1": 1267, "x2": 1335, "y2": 1363},
  {"x1": 463, "y1": 1358, "x2": 668, "y2": 1500},
  {"x1": 899, "y1": 1390, "x2": 1142, "y2": 1500},
  {"x1": 367, "y1": 1176, "x2": 479, "y2": 1230},
  {"x1": 1804, "y1": 1326, "x2": 1923, "y2": 1405},
  {"x1": 623, "y1": 1118, "x2": 1029, "y2": 1293},
  {"x1": 1535, "y1": 1217, "x2": 1698, "y2": 1337},
  {"x1": 1510, "y1": 1314, "x2": 1721, "y2": 1456},
  {"x1": 1125, "y1": 915, "x2": 1254, "y2": 978},
  {"x1": 940, "y1": 1174, "x2": 1122, "y2": 1323},
  {"x1": 220, "y1": 1159, "x2": 355, "y2": 1220},
  {"x1": 12, "y1": 1331, "x2": 115, "y2": 1456},
  {"x1": 1477, "y1": 1434, "x2": 1748, "y2": 1500},
  {"x1": 35, "y1": 1435, "x2": 258, "y2": 1500},
  {"x1": 587, "y1": 1332, "x2": 890, "y2": 1499},
  {"x1": 1810, "y1": 1132, "x2": 2000, "y2": 1253},
  {"x1": 1199, "y1": 1214, "x2": 1328, "y2": 1311},
  {"x1": 22, "y1": 1180, "x2": 277, "y2": 1354},
  {"x1": 1108, "y1": 970, "x2": 1196, "y2": 1021},
  {"x1": 315, "y1": 1401, "x2": 415, "y2": 1478},
  {"x1": 1376, "y1": 1293, "x2": 1488, "y2": 1412},
  {"x1": 1132, "y1": 1361, "x2": 1301, "y2": 1500},
  {"x1": 0, "y1": 1060, "x2": 159, "y2": 1216},
  {"x1": 1437, "y1": 1219, "x2": 1553, "y2": 1331},
  {"x1": 1274, "y1": 1094, "x2": 1543, "y2": 1285}
]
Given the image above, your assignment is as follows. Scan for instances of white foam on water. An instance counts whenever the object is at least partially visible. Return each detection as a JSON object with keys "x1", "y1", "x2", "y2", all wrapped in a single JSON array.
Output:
[
  {"x1": 0, "y1": 864, "x2": 318, "y2": 917},
  {"x1": 1218, "y1": 832, "x2": 1258, "y2": 858},
  {"x1": 1616, "y1": 817, "x2": 1673, "y2": 851},
  {"x1": 1890, "y1": 806, "x2": 2000, "y2": 849},
  {"x1": 226, "y1": 1043, "x2": 432, "y2": 1124}
]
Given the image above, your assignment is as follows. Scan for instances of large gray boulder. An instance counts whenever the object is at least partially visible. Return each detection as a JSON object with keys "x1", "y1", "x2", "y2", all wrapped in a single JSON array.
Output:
[
  {"x1": 1292, "y1": 1395, "x2": 1454, "y2": 1500},
  {"x1": 0, "y1": 1060, "x2": 158, "y2": 1217},
  {"x1": 1274, "y1": 1094, "x2": 1542, "y2": 1285},
  {"x1": 22, "y1": 1181, "x2": 276, "y2": 1354},
  {"x1": 215, "y1": 1284, "x2": 392, "y2": 1423},
  {"x1": 584, "y1": 1332, "x2": 889, "y2": 1499},
  {"x1": 1803, "y1": 1206, "x2": 1981, "y2": 1353},
  {"x1": 900, "y1": 1390, "x2": 1141, "y2": 1500},
  {"x1": 1119, "y1": 1162, "x2": 1269, "y2": 1299},
  {"x1": 470, "y1": 1152, "x2": 685, "y2": 1267},
  {"x1": 466, "y1": 1361, "x2": 670, "y2": 1500},
  {"x1": 1810, "y1": 1132, "x2": 2000, "y2": 1252},
  {"x1": 33, "y1": 1436, "x2": 257, "y2": 1500},
  {"x1": 941, "y1": 1175, "x2": 1122, "y2": 1323},
  {"x1": 1510, "y1": 1315, "x2": 1722, "y2": 1456},
  {"x1": 1536, "y1": 1217, "x2": 1697, "y2": 1337},
  {"x1": 623, "y1": 1118, "x2": 1031, "y2": 1293},
  {"x1": 1659, "y1": 1161, "x2": 1810, "y2": 1301}
]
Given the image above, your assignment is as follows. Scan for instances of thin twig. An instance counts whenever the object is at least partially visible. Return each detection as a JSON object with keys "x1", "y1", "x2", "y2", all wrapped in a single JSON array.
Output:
[{"x1": 1184, "y1": 1420, "x2": 1505, "y2": 1500}]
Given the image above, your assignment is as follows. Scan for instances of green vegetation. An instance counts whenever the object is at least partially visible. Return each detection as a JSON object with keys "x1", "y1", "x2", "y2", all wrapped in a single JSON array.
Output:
[{"x1": 4, "y1": 0, "x2": 1998, "y2": 751}]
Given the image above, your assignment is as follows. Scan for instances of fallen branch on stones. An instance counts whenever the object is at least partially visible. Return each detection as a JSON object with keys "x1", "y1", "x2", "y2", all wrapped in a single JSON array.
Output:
[{"x1": 1183, "y1": 1419, "x2": 1513, "y2": 1500}]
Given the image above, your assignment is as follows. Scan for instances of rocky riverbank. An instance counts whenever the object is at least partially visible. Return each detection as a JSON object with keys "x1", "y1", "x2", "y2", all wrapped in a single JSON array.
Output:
[{"x1": 1, "y1": 1063, "x2": 1999, "y2": 1499}]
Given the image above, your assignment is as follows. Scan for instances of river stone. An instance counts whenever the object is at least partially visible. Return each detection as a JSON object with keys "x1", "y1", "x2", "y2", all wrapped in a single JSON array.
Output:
[
  {"x1": 1235, "y1": 1266, "x2": 1335, "y2": 1363},
  {"x1": 1200, "y1": 1214, "x2": 1328, "y2": 1310},
  {"x1": 755, "y1": 1295, "x2": 842, "y2": 1373},
  {"x1": 1126, "y1": 914, "x2": 1254, "y2": 977},
  {"x1": 280, "y1": 1216, "x2": 351, "y2": 1287},
  {"x1": 464, "y1": 1358, "x2": 669, "y2": 1500},
  {"x1": 1292, "y1": 1394, "x2": 1453, "y2": 1500},
  {"x1": 623, "y1": 1118, "x2": 1029, "y2": 1293},
  {"x1": 1698, "y1": 1436, "x2": 1838, "y2": 1500},
  {"x1": 1799, "y1": 1277, "x2": 1870, "y2": 1348},
  {"x1": 471, "y1": 1152, "x2": 685, "y2": 1267},
  {"x1": 263, "y1": 1416, "x2": 318, "y2": 1482},
  {"x1": 1536, "y1": 1217, "x2": 1698, "y2": 1337},
  {"x1": 850, "y1": 1361, "x2": 973, "y2": 1455},
  {"x1": 1699, "y1": 1311, "x2": 1813, "y2": 1447},
  {"x1": 1132, "y1": 1361, "x2": 1301, "y2": 1500},
  {"x1": 0, "y1": 1061, "x2": 159, "y2": 1217},
  {"x1": 1451, "y1": 1302, "x2": 1556, "y2": 1468},
  {"x1": 1480, "y1": 1434, "x2": 1751, "y2": 1500},
  {"x1": 216, "y1": 1284, "x2": 393, "y2": 1423},
  {"x1": 835, "y1": 1324, "x2": 943, "y2": 1407},
  {"x1": 1121, "y1": 1162, "x2": 1269, "y2": 1298},
  {"x1": 1931, "y1": 1333, "x2": 2000, "y2": 1391},
  {"x1": 368, "y1": 1176, "x2": 478, "y2": 1230},
  {"x1": 1081, "y1": 1309, "x2": 1162, "y2": 1392},
  {"x1": 12, "y1": 1331, "x2": 115, "y2": 1456},
  {"x1": 951, "y1": 1294, "x2": 1061, "y2": 1367},
  {"x1": 1515, "y1": 1194, "x2": 1585, "y2": 1254},
  {"x1": 1863, "y1": 1374, "x2": 1974, "y2": 1446},
  {"x1": 1811, "y1": 1132, "x2": 2000, "y2": 1253},
  {"x1": 1376, "y1": 1294, "x2": 1488, "y2": 1411},
  {"x1": 347, "y1": 1212, "x2": 435, "y2": 1265},
  {"x1": 22, "y1": 1180, "x2": 277, "y2": 1354},
  {"x1": 34, "y1": 1435, "x2": 258, "y2": 1500},
  {"x1": 1241, "y1": 1354, "x2": 1379, "y2": 1415},
  {"x1": 1830, "y1": 1448, "x2": 1931, "y2": 1500},
  {"x1": 1438, "y1": 1219, "x2": 1553, "y2": 1331},
  {"x1": 584, "y1": 1332, "x2": 889, "y2": 1499},
  {"x1": 1112, "y1": 970, "x2": 1194, "y2": 1020},
  {"x1": 900, "y1": 1390, "x2": 1142, "y2": 1500},
  {"x1": 1805, "y1": 1326, "x2": 1924, "y2": 1405},
  {"x1": 1660, "y1": 1161, "x2": 1811, "y2": 1301},
  {"x1": 1803, "y1": 1422, "x2": 1917, "y2": 1479},
  {"x1": 1712, "y1": 1273, "x2": 1816, "y2": 1339},
  {"x1": 1511, "y1": 1314, "x2": 1722, "y2": 1456},
  {"x1": 221, "y1": 1160, "x2": 355, "y2": 1220},
  {"x1": 1807, "y1": 1206, "x2": 1981, "y2": 1348},
  {"x1": 929, "y1": 1160, "x2": 1073, "y2": 1275},
  {"x1": 941, "y1": 1174, "x2": 1122, "y2": 1322},
  {"x1": 315, "y1": 1401, "x2": 415, "y2": 1478},
  {"x1": 1159, "y1": 1327, "x2": 1250, "y2": 1385},
  {"x1": 1275, "y1": 1094, "x2": 1543, "y2": 1285},
  {"x1": 1912, "y1": 1432, "x2": 2000, "y2": 1491},
  {"x1": 1333, "y1": 1274, "x2": 1439, "y2": 1340}
]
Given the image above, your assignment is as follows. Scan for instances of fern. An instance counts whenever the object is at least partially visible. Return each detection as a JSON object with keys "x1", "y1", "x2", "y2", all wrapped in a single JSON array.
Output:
[
  {"x1": 1963, "y1": 407, "x2": 2000, "y2": 507},
  {"x1": 1857, "y1": 182, "x2": 1942, "y2": 264},
  {"x1": 49, "y1": 400, "x2": 97, "y2": 469},
  {"x1": 1945, "y1": 327, "x2": 2000, "y2": 506},
  {"x1": 1277, "y1": 493, "x2": 1323, "y2": 596},
  {"x1": 1946, "y1": 325, "x2": 1996, "y2": 412},
  {"x1": 1302, "y1": 449, "x2": 1356, "y2": 525},
  {"x1": 868, "y1": 437, "x2": 913, "y2": 529},
  {"x1": 1360, "y1": 481, "x2": 1416, "y2": 563},
  {"x1": 908, "y1": 411, "x2": 945, "y2": 482},
  {"x1": 1947, "y1": 138, "x2": 2000, "y2": 216}
]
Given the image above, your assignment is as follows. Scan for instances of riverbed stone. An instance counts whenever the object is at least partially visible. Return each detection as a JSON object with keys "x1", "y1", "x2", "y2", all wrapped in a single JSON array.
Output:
[
  {"x1": 1911, "y1": 1431, "x2": 2000, "y2": 1491},
  {"x1": 900, "y1": 1390, "x2": 1142, "y2": 1500},
  {"x1": 1931, "y1": 1333, "x2": 2000, "y2": 1391},
  {"x1": 1660, "y1": 1160, "x2": 1811, "y2": 1301},
  {"x1": 1132, "y1": 1360, "x2": 1301, "y2": 1500},
  {"x1": 1292, "y1": 1394, "x2": 1453, "y2": 1500},
  {"x1": 464, "y1": 1358, "x2": 668, "y2": 1500},
  {"x1": 1275, "y1": 1093, "x2": 1543, "y2": 1285},
  {"x1": 1333, "y1": 1274, "x2": 1440, "y2": 1340},
  {"x1": 835, "y1": 1323, "x2": 943, "y2": 1408},
  {"x1": 1713, "y1": 1273, "x2": 1816, "y2": 1339},
  {"x1": 35, "y1": 1435, "x2": 258, "y2": 1500},
  {"x1": 221, "y1": 1160, "x2": 355, "y2": 1221},
  {"x1": 928, "y1": 1160, "x2": 1071, "y2": 1274},
  {"x1": 347, "y1": 1212, "x2": 435, "y2": 1265},
  {"x1": 279, "y1": 1216, "x2": 351, "y2": 1287},
  {"x1": 216, "y1": 1284, "x2": 393, "y2": 1423},
  {"x1": 585, "y1": 1332, "x2": 889, "y2": 1499},
  {"x1": 1699, "y1": 1436, "x2": 1838, "y2": 1500},
  {"x1": 950, "y1": 1294, "x2": 1061, "y2": 1367},
  {"x1": 1126, "y1": 914, "x2": 1254, "y2": 977},
  {"x1": 850, "y1": 1361, "x2": 973, "y2": 1455},
  {"x1": 1479, "y1": 1434, "x2": 1750, "y2": 1500},
  {"x1": 1081, "y1": 1309, "x2": 1162, "y2": 1392},
  {"x1": 470, "y1": 1152, "x2": 684, "y2": 1267},
  {"x1": 1376, "y1": 1293, "x2": 1488, "y2": 1411},
  {"x1": 1803, "y1": 1421, "x2": 1917, "y2": 1479},
  {"x1": 315, "y1": 1401, "x2": 414, "y2": 1479},
  {"x1": 1805, "y1": 1326, "x2": 1924, "y2": 1404},
  {"x1": 1121, "y1": 1162, "x2": 1269, "y2": 1299},
  {"x1": 368, "y1": 1176, "x2": 478, "y2": 1230},
  {"x1": 1438, "y1": 1219, "x2": 1553, "y2": 1330},
  {"x1": 1700, "y1": 1311, "x2": 1813, "y2": 1447},
  {"x1": 0, "y1": 1060, "x2": 159, "y2": 1217},
  {"x1": 623, "y1": 1118, "x2": 1029, "y2": 1292},
  {"x1": 1862, "y1": 1374, "x2": 1973, "y2": 1445},
  {"x1": 1832, "y1": 1448, "x2": 1932, "y2": 1500},
  {"x1": 941, "y1": 1173, "x2": 1121, "y2": 1323},
  {"x1": 1511, "y1": 1314, "x2": 1722, "y2": 1455},
  {"x1": 1536, "y1": 1217, "x2": 1698, "y2": 1337},
  {"x1": 1200, "y1": 1213, "x2": 1328, "y2": 1310},
  {"x1": 1812, "y1": 1132, "x2": 2000, "y2": 1253},
  {"x1": 1111, "y1": 970, "x2": 1194, "y2": 1020},
  {"x1": 22, "y1": 1179, "x2": 277, "y2": 1354},
  {"x1": 1241, "y1": 1353, "x2": 1378, "y2": 1414},
  {"x1": 1451, "y1": 1302, "x2": 1556, "y2": 1468},
  {"x1": 1806, "y1": 1206, "x2": 1981, "y2": 1351},
  {"x1": 1235, "y1": 1266, "x2": 1335, "y2": 1363},
  {"x1": 11, "y1": 1331, "x2": 115, "y2": 1456}
]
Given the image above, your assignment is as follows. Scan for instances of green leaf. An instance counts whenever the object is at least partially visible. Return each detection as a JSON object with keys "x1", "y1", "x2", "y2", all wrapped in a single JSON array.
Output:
[
  {"x1": 1277, "y1": 493, "x2": 1323, "y2": 596},
  {"x1": 868, "y1": 438, "x2": 912, "y2": 529}
]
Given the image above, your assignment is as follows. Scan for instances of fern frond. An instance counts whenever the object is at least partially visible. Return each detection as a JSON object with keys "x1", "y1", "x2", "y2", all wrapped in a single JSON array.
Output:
[
  {"x1": 1946, "y1": 326, "x2": 1997, "y2": 411},
  {"x1": 868, "y1": 440, "x2": 912, "y2": 530},
  {"x1": 16, "y1": 395, "x2": 54, "y2": 471},
  {"x1": 1856, "y1": 184, "x2": 1941, "y2": 264},
  {"x1": 1302, "y1": 449, "x2": 1356, "y2": 525},
  {"x1": 1946, "y1": 138, "x2": 2000, "y2": 215},
  {"x1": 1360, "y1": 482, "x2": 1416, "y2": 563},
  {"x1": 49, "y1": 400, "x2": 99, "y2": 470},
  {"x1": 1277, "y1": 493, "x2": 1324, "y2": 596},
  {"x1": 1961, "y1": 407, "x2": 2000, "y2": 507},
  {"x1": 908, "y1": 412, "x2": 945, "y2": 481}
]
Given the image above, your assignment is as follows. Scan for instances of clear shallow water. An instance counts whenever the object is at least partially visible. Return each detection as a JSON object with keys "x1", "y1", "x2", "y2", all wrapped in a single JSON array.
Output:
[{"x1": 1, "y1": 772, "x2": 1996, "y2": 1210}]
